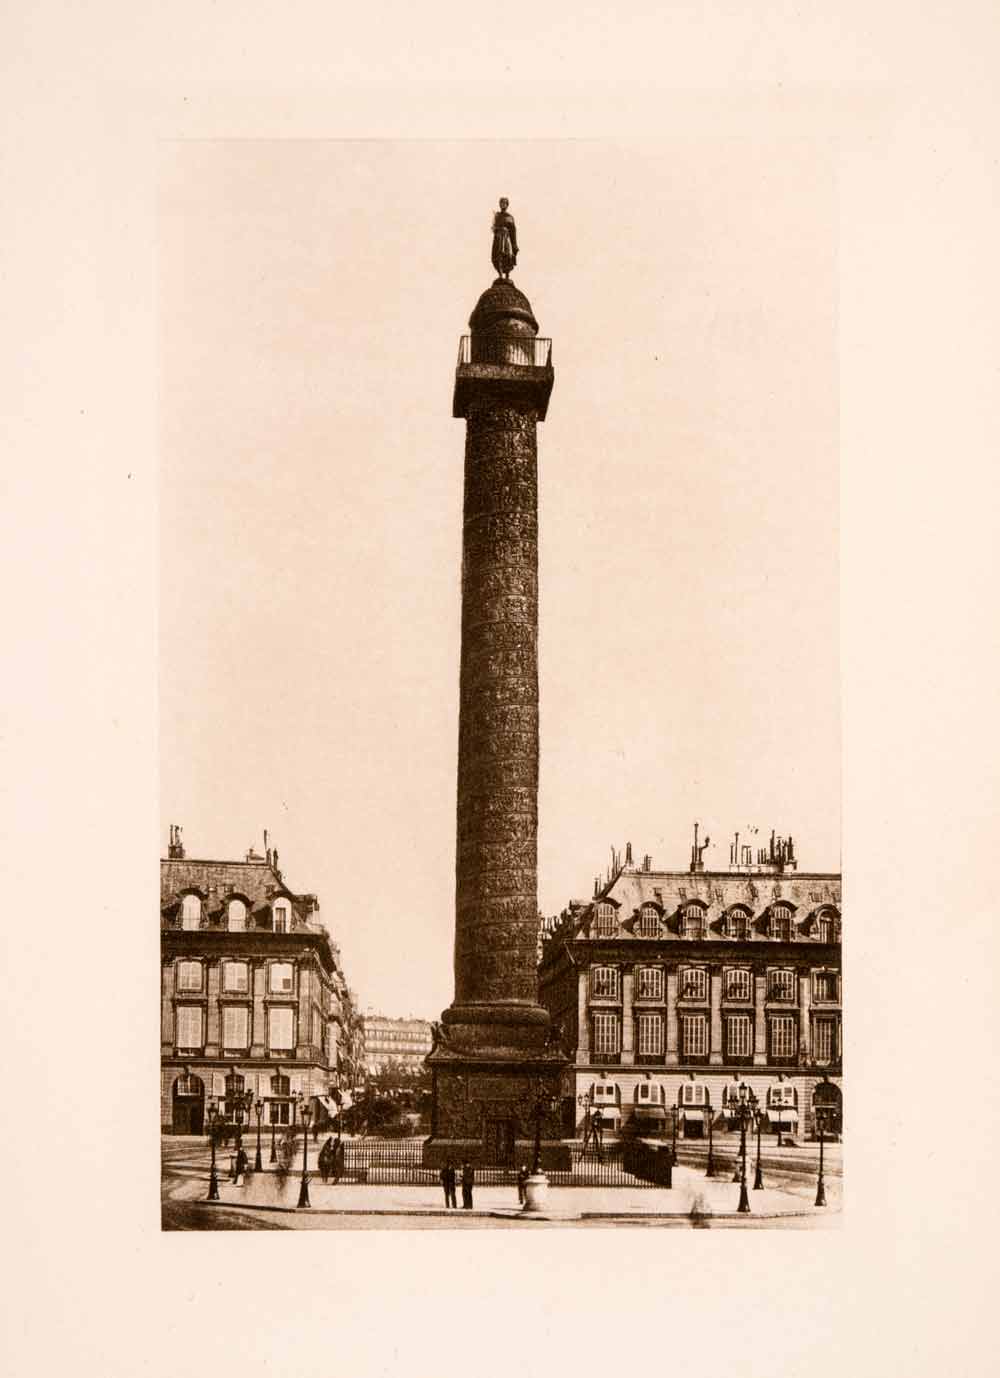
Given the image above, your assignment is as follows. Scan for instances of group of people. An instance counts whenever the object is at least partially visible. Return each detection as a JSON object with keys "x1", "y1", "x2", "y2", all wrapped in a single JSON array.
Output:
[
  {"x1": 439, "y1": 1160, "x2": 533, "y2": 1209},
  {"x1": 317, "y1": 1135, "x2": 345, "y2": 1184}
]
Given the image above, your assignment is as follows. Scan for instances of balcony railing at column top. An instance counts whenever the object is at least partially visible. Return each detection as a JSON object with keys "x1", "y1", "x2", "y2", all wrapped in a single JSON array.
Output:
[{"x1": 457, "y1": 335, "x2": 552, "y2": 367}]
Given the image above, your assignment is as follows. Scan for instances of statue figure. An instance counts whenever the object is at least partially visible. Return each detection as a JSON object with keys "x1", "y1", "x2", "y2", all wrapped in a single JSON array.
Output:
[{"x1": 491, "y1": 198, "x2": 518, "y2": 279}]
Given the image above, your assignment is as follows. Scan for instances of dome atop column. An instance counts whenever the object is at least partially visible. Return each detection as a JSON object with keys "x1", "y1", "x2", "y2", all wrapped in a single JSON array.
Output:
[{"x1": 469, "y1": 279, "x2": 539, "y2": 337}]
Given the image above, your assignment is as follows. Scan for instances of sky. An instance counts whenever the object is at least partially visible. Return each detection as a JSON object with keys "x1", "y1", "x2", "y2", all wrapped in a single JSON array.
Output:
[{"x1": 159, "y1": 138, "x2": 838, "y2": 1021}]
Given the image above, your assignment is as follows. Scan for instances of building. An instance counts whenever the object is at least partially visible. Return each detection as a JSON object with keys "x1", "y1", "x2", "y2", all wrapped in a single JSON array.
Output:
[
  {"x1": 361, "y1": 1014, "x2": 433, "y2": 1077},
  {"x1": 538, "y1": 828, "x2": 842, "y2": 1142},
  {"x1": 160, "y1": 825, "x2": 359, "y2": 1135}
]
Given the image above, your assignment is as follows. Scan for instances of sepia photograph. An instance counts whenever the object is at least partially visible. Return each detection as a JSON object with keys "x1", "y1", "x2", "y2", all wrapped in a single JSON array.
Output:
[{"x1": 159, "y1": 138, "x2": 840, "y2": 1229}]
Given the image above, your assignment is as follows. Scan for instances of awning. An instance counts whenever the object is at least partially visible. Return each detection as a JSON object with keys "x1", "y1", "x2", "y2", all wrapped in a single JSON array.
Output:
[
  {"x1": 768, "y1": 1108, "x2": 799, "y2": 1122},
  {"x1": 682, "y1": 1108, "x2": 706, "y2": 1122}
]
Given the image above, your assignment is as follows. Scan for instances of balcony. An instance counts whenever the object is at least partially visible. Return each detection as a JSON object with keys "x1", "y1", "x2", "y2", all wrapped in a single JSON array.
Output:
[{"x1": 453, "y1": 335, "x2": 554, "y2": 420}]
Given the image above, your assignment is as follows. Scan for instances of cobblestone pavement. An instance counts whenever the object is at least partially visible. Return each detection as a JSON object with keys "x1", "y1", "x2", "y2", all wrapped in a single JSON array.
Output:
[{"x1": 163, "y1": 1138, "x2": 840, "y2": 1230}]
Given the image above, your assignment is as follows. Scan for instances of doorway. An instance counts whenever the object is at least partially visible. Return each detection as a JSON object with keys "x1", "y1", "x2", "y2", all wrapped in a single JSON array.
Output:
[
  {"x1": 171, "y1": 1072, "x2": 205, "y2": 1134},
  {"x1": 487, "y1": 1117, "x2": 515, "y2": 1166}
]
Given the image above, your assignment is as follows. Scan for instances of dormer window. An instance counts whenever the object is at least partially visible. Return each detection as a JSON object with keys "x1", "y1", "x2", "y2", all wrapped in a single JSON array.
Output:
[
  {"x1": 816, "y1": 908, "x2": 839, "y2": 943},
  {"x1": 227, "y1": 899, "x2": 247, "y2": 933},
  {"x1": 724, "y1": 908, "x2": 750, "y2": 941},
  {"x1": 770, "y1": 905, "x2": 794, "y2": 941},
  {"x1": 594, "y1": 902, "x2": 616, "y2": 938},
  {"x1": 180, "y1": 894, "x2": 201, "y2": 931},
  {"x1": 273, "y1": 900, "x2": 290, "y2": 934},
  {"x1": 637, "y1": 904, "x2": 659, "y2": 938},
  {"x1": 682, "y1": 903, "x2": 707, "y2": 940}
]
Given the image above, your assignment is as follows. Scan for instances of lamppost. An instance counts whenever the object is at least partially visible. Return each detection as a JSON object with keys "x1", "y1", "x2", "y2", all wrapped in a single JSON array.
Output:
[
  {"x1": 704, "y1": 1102, "x2": 718, "y2": 1177},
  {"x1": 753, "y1": 1102, "x2": 764, "y2": 1190},
  {"x1": 731, "y1": 1082, "x2": 757, "y2": 1214},
  {"x1": 206, "y1": 1098, "x2": 220, "y2": 1202},
  {"x1": 815, "y1": 1105, "x2": 828, "y2": 1207},
  {"x1": 254, "y1": 1097, "x2": 264, "y2": 1172},
  {"x1": 671, "y1": 1102, "x2": 679, "y2": 1164},
  {"x1": 269, "y1": 1109, "x2": 277, "y2": 1164},
  {"x1": 297, "y1": 1094, "x2": 312, "y2": 1208},
  {"x1": 528, "y1": 1078, "x2": 558, "y2": 1176}
]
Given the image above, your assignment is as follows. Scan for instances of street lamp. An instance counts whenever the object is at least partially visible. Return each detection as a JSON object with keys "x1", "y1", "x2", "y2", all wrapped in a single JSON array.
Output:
[
  {"x1": 671, "y1": 1102, "x2": 679, "y2": 1164},
  {"x1": 269, "y1": 1107, "x2": 277, "y2": 1164},
  {"x1": 528, "y1": 1078, "x2": 558, "y2": 1177},
  {"x1": 297, "y1": 1094, "x2": 312, "y2": 1208},
  {"x1": 731, "y1": 1082, "x2": 757, "y2": 1214},
  {"x1": 206, "y1": 1097, "x2": 220, "y2": 1201},
  {"x1": 815, "y1": 1105, "x2": 828, "y2": 1207},
  {"x1": 753, "y1": 1103, "x2": 764, "y2": 1190},
  {"x1": 254, "y1": 1097, "x2": 264, "y2": 1171},
  {"x1": 704, "y1": 1101, "x2": 718, "y2": 1177}
]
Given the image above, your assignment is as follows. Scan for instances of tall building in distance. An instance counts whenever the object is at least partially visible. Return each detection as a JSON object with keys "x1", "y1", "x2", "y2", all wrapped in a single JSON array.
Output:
[
  {"x1": 538, "y1": 827, "x2": 842, "y2": 1142},
  {"x1": 160, "y1": 826, "x2": 358, "y2": 1135},
  {"x1": 361, "y1": 1014, "x2": 433, "y2": 1077}
]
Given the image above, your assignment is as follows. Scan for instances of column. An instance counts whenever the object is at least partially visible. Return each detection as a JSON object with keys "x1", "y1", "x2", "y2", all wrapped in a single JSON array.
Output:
[
  {"x1": 621, "y1": 967, "x2": 634, "y2": 1064},
  {"x1": 251, "y1": 962, "x2": 266, "y2": 1058},
  {"x1": 577, "y1": 970, "x2": 590, "y2": 1063},
  {"x1": 665, "y1": 967, "x2": 678, "y2": 1065},
  {"x1": 753, "y1": 971, "x2": 767, "y2": 1066},
  {"x1": 798, "y1": 971, "x2": 811, "y2": 1064},
  {"x1": 709, "y1": 967, "x2": 723, "y2": 1065},
  {"x1": 161, "y1": 963, "x2": 174, "y2": 1053},
  {"x1": 205, "y1": 959, "x2": 220, "y2": 1056}
]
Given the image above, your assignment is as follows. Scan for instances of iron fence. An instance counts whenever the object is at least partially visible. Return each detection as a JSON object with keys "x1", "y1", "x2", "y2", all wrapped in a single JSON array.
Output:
[
  {"x1": 333, "y1": 1138, "x2": 666, "y2": 1188},
  {"x1": 457, "y1": 335, "x2": 552, "y2": 368}
]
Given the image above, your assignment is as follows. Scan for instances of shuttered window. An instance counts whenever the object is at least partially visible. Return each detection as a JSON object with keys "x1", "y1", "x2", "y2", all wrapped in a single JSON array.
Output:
[
  {"x1": 592, "y1": 1013, "x2": 621, "y2": 1056},
  {"x1": 176, "y1": 1005, "x2": 203, "y2": 1049},
  {"x1": 681, "y1": 1014, "x2": 708, "y2": 1058},
  {"x1": 725, "y1": 1014, "x2": 753, "y2": 1059},
  {"x1": 268, "y1": 1007, "x2": 295, "y2": 1051},
  {"x1": 636, "y1": 1013, "x2": 664, "y2": 1056},
  {"x1": 223, "y1": 1006, "x2": 249, "y2": 1051},
  {"x1": 176, "y1": 961, "x2": 202, "y2": 992}
]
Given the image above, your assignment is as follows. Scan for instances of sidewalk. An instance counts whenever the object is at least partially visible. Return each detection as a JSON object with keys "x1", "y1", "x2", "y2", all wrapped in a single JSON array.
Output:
[{"x1": 200, "y1": 1163, "x2": 839, "y2": 1222}]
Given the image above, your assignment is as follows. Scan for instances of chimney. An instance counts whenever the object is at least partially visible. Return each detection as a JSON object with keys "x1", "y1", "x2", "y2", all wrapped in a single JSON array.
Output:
[
  {"x1": 167, "y1": 824, "x2": 185, "y2": 860},
  {"x1": 642, "y1": 854, "x2": 652, "y2": 873},
  {"x1": 625, "y1": 841, "x2": 633, "y2": 867}
]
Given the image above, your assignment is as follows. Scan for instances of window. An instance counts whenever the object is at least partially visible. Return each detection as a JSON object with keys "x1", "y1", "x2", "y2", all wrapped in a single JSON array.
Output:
[
  {"x1": 679, "y1": 967, "x2": 708, "y2": 1001},
  {"x1": 590, "y1": 966, "x2": 620, "y2": 1000},
  {"x1": 813, "y1": 971, "x2": 839, "y2": 1002},
  {"x1": 223, "y1": 961, "x2": 249, "y2": 994},
  {"x1": 637, "y1": 1012, "x2": 664, "y2": 1057},
  {"x1": 724, "y1": 968, "x2": 751, "y2": 1002},
  {"x1": 176, "y1": 960, "x2": 202, "y2": 993},
  {"x1": 592, "y1": 1012, "x2": 621, "y2": 1057},
  {"x1": 273, "y1": 901, "x2": 290, "y2": 934},
  {"x1": 269, "y1": 1101, "x2": 291, "y2": 1125},
  {"x1": 175, "y1": 1005, "x2": 204, "y2": 1050},
  {"x1": 637, "y1": 1081, "x2": 662, "y2": 1103},
  {"x1": 223, "y1": 1006, "x2": 249, "y2": 1051},
  {"x1": 769, "y1": 1015, "x2": 797, "y2": 1062},
  {"x1": 227, "y1": 898, "x2": 247, "y2": 932},
  {"x1": 181, "y1": 894, "x2": 201, "y2": 931},
  {"x1": 635, "y1": 967, "x2": 663, "y2": 1001},
  {"x1": 768, "y1": 969, "x2": 796, "y2": 1002},
  {"x1": 681, "y1": 1014, "x2": 708, "y2": 1060},
  {"x1": 594, "y1": 902, "x2": 616, "y2": 937},
  {"x1": 771, "y1": 906, "x2": 794, "y2": 941},
  {"x1": 769, "y1": 1083, "x2": 797, "y2": 1108},
  {"x1": 593, "y1": 1083, "x2": 617, "y2": 1103},
  {"x1": 681, "y1": 1080, "x2": 707, "y2": 1106},
  {"x1": 725, "y1": 1014, "x2": 753, "y2": 1061},
  {"x1": 817, "y1": 912, "x2": 838, "y2": 943},
  {"x1": 268, "y1": 1006, "x2": 295, "y2": 1051},
  {"x1": 175, "y1": 1073, "x2": 201, "y2": 1097},
  {"x1": 270, "y1": 1073, "x2": 290, "y2": 1096},
  {"x1": 682, "y1": 904, "x2": 706, "y2": 940},
  {"x1": 725, "y1": 908, "x2": 749, "y2": 940},
  {"x1": 269, "y1": 962, "x2": 294, "y2": 994},
  {"x1": 814, "y1": 1016, "x2": 838, "y2": 1064},
  {"x1": 637, "y1": 904, "x2": 659, "y2": 937}
]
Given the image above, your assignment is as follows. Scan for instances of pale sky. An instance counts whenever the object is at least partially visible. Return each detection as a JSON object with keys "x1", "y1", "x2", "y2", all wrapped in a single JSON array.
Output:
[{"x1": 159, "y1": 138, "x2": 838, "y2": 1021}]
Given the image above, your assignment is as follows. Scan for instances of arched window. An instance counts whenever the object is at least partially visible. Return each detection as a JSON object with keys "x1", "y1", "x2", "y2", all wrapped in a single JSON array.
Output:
[
  {"x1": 272, "y1": 900, "x2": 291, "y2": 934},
  {"x1": 817, "y1": 908, "x2": 839, "y2": 944},
  {"x1": 181, "y1": 894, "x2": 201, "y2": 931},
  {"x1": 227, "y1": 898, "x2": 247, "y2": 932},
  {"x1": 635, "y1": 966, "x2": 663, "y2": 1001},
  {"x1": 637, "y1": 904, "x2": 659, "y2": 937},
  {"x1": 594, "y1": 902, "x2": 616, "y2": 938},
  {"x1": 682, "y1": 903, "x2": 707, "y2": 940},
  {"x1": 679, "y1": 967, "x2": 708, "y2": 1001},
  {"x1": 176, "y1": 960, "x2": 203, "y2": 993},
  {"x1": 770, "y1": 904, "x2": 794, "y2": 941},
  {"x1": 724, "y1": 908, "x2": 750, "y2": 941},
  {"x1": 590, "y1": 966, "x2": 620, "y2": 1000}
]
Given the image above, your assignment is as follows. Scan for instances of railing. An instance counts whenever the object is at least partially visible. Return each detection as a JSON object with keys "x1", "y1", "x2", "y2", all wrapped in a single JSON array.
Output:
[{"x1": 457, "y1": 335, "x2": 552, "y2": 368}]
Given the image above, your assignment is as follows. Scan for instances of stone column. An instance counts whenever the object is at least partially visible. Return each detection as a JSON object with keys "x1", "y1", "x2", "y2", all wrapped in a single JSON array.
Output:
[
  {"x1": 709, "y1": 967, "x2": 723, "y2": 1065},
  {"x1": 798, "y1": 972, "x2": 811, "y2": 1064},
  {"x1": 753, "y1": 971, "x2": 767, "y2": 1066},
  {"x1": 161, "y1": 963, "x2": 174, "y2": 1053},
  {"x1": 666, "y1": 967, "x2": 679, "y2": 1065},
  {"x1": 621, "y1": 967, "x2": 635, "y2": 1064},
  {"x1": 251, "y1": 962, "x2": 266, "y2": 1058},
  {"x1": 577, "y1": 969, "x2": 591, "y2": 1064},
  {"x1": 205, "y1": 960, "x2": 220, "y2": 1056}
]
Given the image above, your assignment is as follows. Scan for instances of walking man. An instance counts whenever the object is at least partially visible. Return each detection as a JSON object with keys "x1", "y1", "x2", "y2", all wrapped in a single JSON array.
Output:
[
  {"x1": 461, "y1": 1159, "x2": 475, "y2": 1210},
  {"x1": 517, "y1": 1163, "x2": 529, "y2": 1204},
  {"x1": 440, "y1": 1159, "x2": 458, "y2": 1208}
]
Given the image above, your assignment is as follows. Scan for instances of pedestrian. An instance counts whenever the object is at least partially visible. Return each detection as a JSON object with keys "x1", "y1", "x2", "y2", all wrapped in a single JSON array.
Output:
[
  {"x1": 333, "y1": 1136, "x2": 345, "y2": 1184},
  {"x1": 440, "y1": 1159, "x2": 458, "y2": 1208},
  {"x1": 234, "y1": 1144, "x2": 248, "y2": 1184},
  {"x1": 318, "y1": 1136, "x2": 333, "y2": 1184},
  {"x1": 517, "y1": 1163, "x2": 529, "y2": 1204},
  {"x1": 461, "y1": 1160, "x2": 475, "y2": 1210}
]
